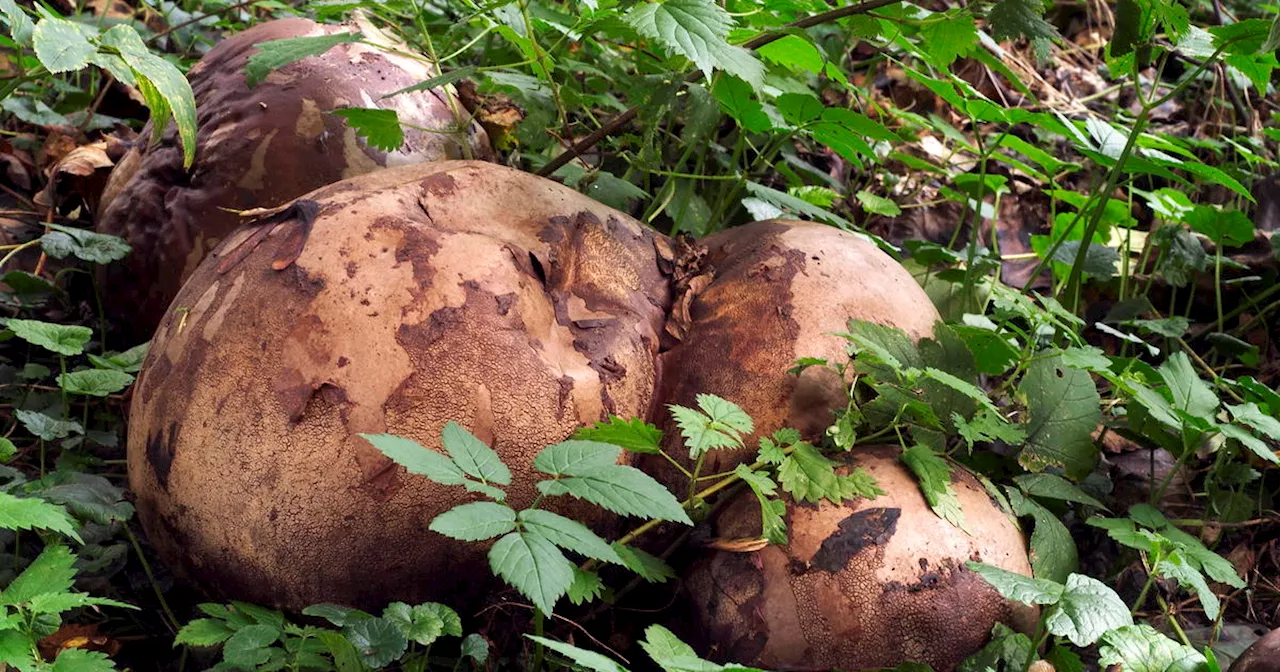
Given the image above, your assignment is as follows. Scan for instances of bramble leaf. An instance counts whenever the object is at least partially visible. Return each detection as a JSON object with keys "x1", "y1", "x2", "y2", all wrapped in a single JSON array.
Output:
[
  {"x1": 572, "y1": 418, "x2": 663, "y2": 455},
  {"x1": 489, "y1": 530, "x2": 575, "y2": 614},
  {"x1": 428, "y1": 502, "x2": 516, "y2": 542},
  {"x1": 245, "y1": 32, "x2": 363, "y2": 87},
  {"x1": 626, "y1": 0, "x2": 764, "y2": 87}
]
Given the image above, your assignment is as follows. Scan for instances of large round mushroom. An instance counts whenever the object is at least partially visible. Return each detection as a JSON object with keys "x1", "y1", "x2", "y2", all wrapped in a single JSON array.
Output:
[
  {"x1": 126, "y1": 161, "x2": 671, "y2": 610},
  {"x1": 645, "y1": 221, "x2": 940, "y2": 490},
  {"x1": 97, "y1": 16, "x2": 492, "y2": 341},
  {"x1": 680, "y1": 445, "x2": 1036, "y2": 672}
]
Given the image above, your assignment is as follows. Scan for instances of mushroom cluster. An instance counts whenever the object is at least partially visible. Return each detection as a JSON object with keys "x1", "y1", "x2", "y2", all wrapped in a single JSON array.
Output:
[{"x1": 104, "y1": 17, "x2": 1035, "y2": 671}]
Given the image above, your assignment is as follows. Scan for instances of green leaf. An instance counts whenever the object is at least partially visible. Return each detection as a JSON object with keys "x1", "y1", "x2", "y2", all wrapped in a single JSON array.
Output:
[
  {"x1": 489, "y1": 530, "x2": 575, "y2": 614},
  {"x1": 518, "y1": 509, "x2": 623, "y2": 565},
  {"x1": 920, "y1": 12, "x2": 979, "y2": 66},
  {"x1": 175, "y1": 618, "x2": 235, "y2": 647},
  {"x1": 342, "y1": 618, "x2": 407, "y2": 669},
  {"x1": 7, "y1": 319, "x2": 91, "y2": 356},
  {"x1": 0, "y1": 0, "x2": 33, "y2": 45},
  {"x1": 1008, "y1": 488, "x2": 1078, "y2": 583},
  {"x1": 360, "y1": 433, "x2": 467, "y2": 486},
  {"x1": 43, "y1": 224, "x2": 130, "y2": 264},
  {"x1": 87, "y1": 342, "x2": 149, "y2": 373},
  {"x1": 902, "y1": 445, "x2": 966, "y2": 531},
  {"x1": 98, "y1": 26, "x2": 198, "y2": 168},
  {"x1": 525, "y1": 636, "x2": 629, "y2": 672},
  {"x1": 989, "y1": 0, "x2": 1058, "y2": 42},
  {"x1": 736, "y1": 465, "x2": 787, "y2": 545},
  {"x1": 857, "y1": 190, "x2": 902, "y2": 216},
  {"x1": 461, "y1": 633, "x2": 489, "y2": 663},
  {"x1": 0, "y1": 492, "x2": 79, "y2": 540},
  {"x1": 613, "y1": 543, "x2": 676, "y2": 583},
  {"x1": 775, "y1": 92, "x2": 823, "y2": 127},
  {"x1": 32, "y1": 18, "x2": 94, "y2": 73},
  {"x1": 534, "y1": 441, "x2": 623, "y2": 475},
  {"x1": 954, "y1": 409, "x2": 1027, "y2": 449},
  {"x1": 1012, "y1": 473, "x2": 1107, "y2": 509},
  {"x1": 25, "y1": 592, "x2": 131, "y2": 615},
  {"x1": 382, "y1": 65, "x2": 478, "y2": 99},
  {"x1": 330, "y1": 108, "x2": 404, "y2": 152},
  {"x1": 640, "y1": 624, "x2": 699, "y2": 663},
  {"x1": 711, "y1": 75, "x2": 770, "y2": 133},
  {"x1": 15, "y1": 410, "x2": 83, "y2": 442},
  {"x1": 1156, "y1": 552, "x2": 1220, "y2": 620},
  {"x1": 316, "y1": 630, "x2": 364, "y2": 672},
  {"x1": 966, "y1": 561, "x2": 1065, "y2": 605},
  {"x1": 442, "y1": 422, "x2": 511, "y2": 485},
  {"x1": 1160, "y1": 352, "x2": 1219, "y2": 418},
  {"x1": 777, "y1": 442, "x2": 843, "y2": 505},
  {"x1": 245, "y1": 32, "x2": 363, "y2": 87},
  {"x1": 567, "y1": 568, "x2": 604, "y2": 605},
  {"x1": 1044, "y1": 574, "x2": 1134, "y2": 647},
  {"x1": 1227, "y1": 402, "x2": 1280, "y2": 441},
  {"x1": 0, "y1": 629, "x2": 35, "y2": 671},
  {"x1": 1187, "y1": 206, "x2": 1254, "y2": 246},
  {"x1": 743, "y1": 181, "x2": 853, "y2": 228},
  {"x1": 757, "y1": 34, "x2": 824, "y2": 73},
  {"x1": 571, "y1": 418, "x2": 662, "y2": 455},
  {"x1": 1017, "y1": 353, "x2": 1101, "y2": 479},
  {"x1": 51, "y1": 649, "x2": 115, "y2": 672},
  {"x1": 42, "y1": 474, "x2": 134, "y2": 524},
  {"x1": 538, "y1": 464, "x2": 691, "y2": 524},
  {"x1": 302, "y1": 603, "x2": 371, "y2": 628},
  {"x1": 626, "y1": 0, "x2": 764, "y2": 87},
  {"x1": 428, "y1": 502, "x2": 516, "y2": 541},
  {"x1": 1, "y1": 545, "x2": 77, "y2": 605},
  {"x1": 1098, "y1": 624, "x2": 1208, "y2": 672},
  {"x1": 57, "y1": 369, "x2": 134, "y2": 397}
]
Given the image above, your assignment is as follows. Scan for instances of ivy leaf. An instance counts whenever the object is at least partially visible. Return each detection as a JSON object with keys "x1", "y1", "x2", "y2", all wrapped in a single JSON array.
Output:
[
  {"x1": 625, "y1": 0, "x2": 764, "y2": 88},
  {"x1": 175, "y1": 618, "x2": 235, "y2": 647},
  {"x1": 244, "y1": 32, "x2": 363, "y2": 87},
  {"x1": 534, "y1": 441, "x2": 623, "y2": 476},
  {"x1": 571, "y1": 418, "x2": 662, "y2": 455},
  {"x1": 966, "y1": 561, "x2": 1065, "y2": 605},
  {"x1": 1098, "y1": 625, "x2": 1208, "y2": 672},
  {"x1": 57, "y1": 369, "x2": 134, "y2": 397},
  {"x1": 441, "y1": 422, "x2": 511, "y2": 485},
  {"x1": 32, "y1": 18, "x2": 94, "y2": 73},
  {"x1": 342, "y1": 618, "x2": 407, "y2": 669},
  {"x1": 612, "y1": 543, "x2": 675, "y2": 583},
  {"x1": 525, "y1": 636, "x2": 629, "y2": 672},
  {"x1": 489, "y1": 530, "x2": 575, "y2": 614},
  {"x1": 1044, "y1": 574, "x2": 1134, "y2": 647},
  {"x1": 0, "y1": 492, "x2": 79, "y2": 541},
  {"x1": 7, "y1": 319, "x2": 91, "y2": 356},
  {"x1": 988, "y1": 0, "x2": 1059, "y2": 42},
  {"x1": 428, "y1": 502, "x2": 516, "y2": 542},
  {"x1": 518, "y1": 509, "x2": 623, "y2": 565},
  {"x1": 920, "y1": 12, "x2": 979, "y2": 66},
  {"x1": 537, "y1": 464, "x2": 691, "y2": 524},
  {"x1": 331, "y1": 108, "x2": 404, "y2": 152},
  {"x1": 382, "y1": 602, "x2": 444, "y2": 647},
  {"x1": 1017, "y1": 353, "x2": 1101, "y2": 479},
  {"x1": 360, "y1": 434, "x2": 466, "y2": 486},
  {"x1": 0, "y1": 545, "x2": 77, "y2": 605},
  {"x1": 902, "y1": 445, "x2": 966, "y2": 531}
]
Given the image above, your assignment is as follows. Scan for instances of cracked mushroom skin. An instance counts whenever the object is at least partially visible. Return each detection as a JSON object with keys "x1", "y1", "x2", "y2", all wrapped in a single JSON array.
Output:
[
  {"x1": 645, "y1": 220, "x2": 940, "y2": 491},
  {"x1": 96, "y1": 17, "x2": 493, "y2": 342},
  {"x1": 681, "y1": 446, "x2": 1037, "y2": 672},
  {"x1": 126, "y1": 161, "x2": 672, "y2": 611}
]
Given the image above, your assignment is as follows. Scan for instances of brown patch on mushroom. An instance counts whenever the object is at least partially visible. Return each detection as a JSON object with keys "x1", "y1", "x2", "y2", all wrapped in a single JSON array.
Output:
[
  {"x1": 642, "y1": 220, "x2": 941, "y2": 491},
  {"x1": 127, "y1": 161, "x2": 674, "y2": 611},
  {"x1": 96, "y1": 17, "x2": 495, "y2": 342},
  {"x1": 681, "y1": 446, "x2": 1037, "y2": 672},
  {"x1": 1230, "y1": 629, "x2": 1280, "y2": 672}
]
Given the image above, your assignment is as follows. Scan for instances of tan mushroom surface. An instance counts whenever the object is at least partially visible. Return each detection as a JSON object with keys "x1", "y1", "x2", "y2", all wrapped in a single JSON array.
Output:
[
  {"x1": 127, "y1": 161, "x2": 672, "y2": 610},
  {"x1": 1230, "y1": 629, "x2": 1280, "y2": 672},
  {"x1": 681, "y1": 445, "x2": 1036, "y2": 672},
  {"x1": 97, "y1": 16, "x2": 492, "y2": 341},
  {"x1": 645, "y1": 220, "x2": 940, "y2": 490}
]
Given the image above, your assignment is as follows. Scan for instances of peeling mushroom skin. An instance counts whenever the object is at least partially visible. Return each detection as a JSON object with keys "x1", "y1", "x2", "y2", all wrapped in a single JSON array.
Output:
[
  {"x1": 644, "y1": 220, "x2": 940, "y2": 491},
  {"x1": 681, "y1": 446, "x2": 1037, "y2": 672},
  {"x1": 126, "y1": 161, "x2": 672, "y2": 611},
  {"x1": 96, "y1": 17, "x2": 493, "y2": 342}
]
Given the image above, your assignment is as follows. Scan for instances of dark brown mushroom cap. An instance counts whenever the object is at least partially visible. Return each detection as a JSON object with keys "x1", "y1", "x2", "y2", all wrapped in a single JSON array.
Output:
[
  {"x1": 96, "y1": 16, "x2": 493, "y2": 342},
  {"x1": 645, "y1": 220, "x2": 940, "y2": 490},
  {"x1": 1230, "y1": 629, "x2": 1280, "y2": 672},
  {"x1": 681, "y1": 446, "x2": 1037, "y2": 672},
  {"x1": 126, "y1": 161, "x2": 672, "y2": 611}
]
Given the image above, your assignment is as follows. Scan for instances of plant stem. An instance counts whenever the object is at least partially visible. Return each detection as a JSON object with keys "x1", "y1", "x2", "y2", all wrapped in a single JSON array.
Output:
[{"x1": 125, "y1": 524, "x2": 181, "y2": 635}]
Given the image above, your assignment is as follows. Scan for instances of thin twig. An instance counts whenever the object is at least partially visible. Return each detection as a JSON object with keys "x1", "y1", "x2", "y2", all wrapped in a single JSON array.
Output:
[
  {"x1": 536, "y1": 0, "x2": 904, "y2": 177},
  {"x1": 474, "y1": 601, "x2": 629, "y2": 663}
]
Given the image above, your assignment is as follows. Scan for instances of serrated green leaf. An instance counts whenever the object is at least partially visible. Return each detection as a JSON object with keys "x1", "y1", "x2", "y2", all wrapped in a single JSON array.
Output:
[
  {"x1": 0, "y1": 0, "x2": 33, "y2": 45},
  {"x1": 44, "y1": 224, "x2": 131, "y2": 265},
  {"x1": 441, "y1": 422, "x2": 511, "y2": 485},
  {"x1": 526, "y1": 636, "x2": 629, "y2": 672},
  {"x1": 902, "y1": 445, "x2": 966, "y2": 531},
  {"x1": 1012, "y1": 473, "x2": 1107, "y2": 509},
  {"x1": 1098, "y1": 624, "x2": 1208, "y2": 672},
  {"x1": 7, "y1": 319, "x2": 91, "y2": 356},
  {"x1": 736, "y1": 464, "x2": 786, "y2": 545},
  {"x1": 175, "y1": 618, "x2": 235, "y2": 647},
  {"x1": 303, "y1": 603, "x2": 372, "y2": 628},
  {"x1": 99, "y1": 26, "x2": 197, "y2": 168},
  {"x1": 342, "y1": 617, "x2": 407, "y2": 668},
  {"x1": 428, "y1": 502, "x2": 516, "y2": 541},
  {"x1": 921, "y1": 12, "x2": 979, "y2": 66},
  {"x1": 25, "y1": 592, "x2": 131, "y2": 615},
  {"x1": 989, "y1": 0, "x2": 1059, "y2": 43},
  {"x1": 1044, "y1": 574, "x2": 1133, "y2": 647},
  {"x1": 51, "y1": 648, "x2": 115, "y2": 672},
  {"x1": 57, "y1": 369, "x2": 134, "y2": 397},
  {"x1": 362, "y1": 433, "x2": 467, "y2": 486},
  {"x1": 711, "y1": 75, "x2": 770, "y2": 133},
  {"x1": 1008, "y1": 488, "x2": 1078, "y2": 583},
  {"x1": 626, "y1": 0, "x2": 763, "y2": 87},
  {"x1": 15, "y1": 410, "x2": 83, "y2": 442},
  {"x1": 316, "y1": 630, "x2": 363, "y2": 672},
  {"x1": 462, "y1": 633, "x2": 489, "y2": 663},
  {"x1": 857, "y1": 190, "x2": 901, "y2": 216},
  {"x1": 1160, "y1": 352, "x2": 1218, "y2": 419},
  {"x1": 640, "y1": 624, "x2": 699, "y2": 664},
  {"x1": 1017, "y1": 353, "x2": 1100, "y2": 479},
  {"x1": 567, "y1": 567, "x2": 604, "y2": 606},
  {"x1": 775, "y1": 92, "x2": 823, "y2": 127},
  {"x1": 613, "y1": 543, "x2": 675, "y2": 583},
  {"x1": 777, "y1": 442, "x2": 844, "y2": 505},
  {"x1": 534, "y1": 441, "x2": 623, "y2": 475},
  {"x1": 331, "y1": 107, "x2": 404, "y2": 152},
  {"x1": 518, "y1": 509, "x2": 622, "y2": 565},
  {"x1": 382, "y1": 65, "x2": 478, "y2": 99},
  {"x1": 756, "y1": 34, "x2": 824, "y2": 73},
  {"x1": 571, "y1": 418, "x2": 662, "y2": 455},
  {"x1": 42, "y1": 474, "x2": 134, "y2": 524},
  {"x1": 32, "y1": 18, "x2": 94, "y2": 73},
  {"x1": 966, "y1": 561, "x2": 1064, "y2": 605},
  {"x1": 489, "y1": 530, "x2": 575, "y2": 614},
  {"x1": 1156, "y1": 551, "x2": 1220, "y2": 620},
  {"x1": 1, "y1": 545, "x2": 77, "y2": 605},
  {"x1": 0, "y1": 491, "x2": 79, "y2": 540},
  {"x1": 244, "y1": 32, "x2": 363, "y2": 87},
  {"x1": 537, "y1": 465, "x2": 691, "y2": 524}
]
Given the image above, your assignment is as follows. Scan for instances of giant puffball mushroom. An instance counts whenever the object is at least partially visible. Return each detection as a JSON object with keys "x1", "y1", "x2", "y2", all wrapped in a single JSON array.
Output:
[
  {"x1": 1230, "y1": 629, "x2": 1280, "y2": 672},
  {"x1": 680, "y1": 446, "x2": 1037, "y2": 672},
  {"x1": 645, "y1": 220, "x2": 940, "y2": 490},
  {"x1": 126, "y1": 161, "x2": 672, "y2": 611},
  {"x1": 96, "y1": 16, "x2": 493, "y2": 342}
]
